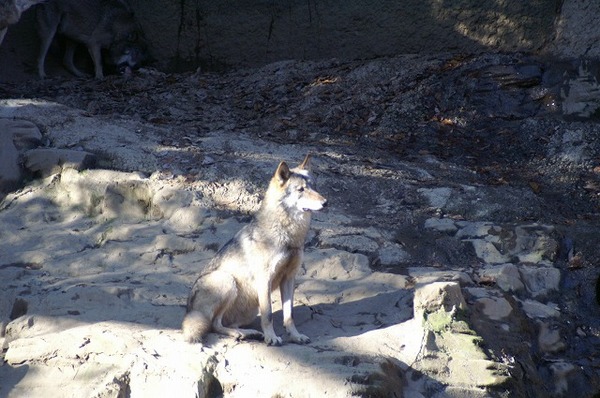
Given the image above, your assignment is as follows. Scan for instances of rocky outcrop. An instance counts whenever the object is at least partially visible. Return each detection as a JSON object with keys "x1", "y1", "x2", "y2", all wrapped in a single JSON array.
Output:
[
  {"x1": 0, "y1": 118, "x2": 96, "y2": 195},
  {"x1": 1, "y1": 52, "x2": 599, "y2": 396},
  {"x1": 0, "y1": 165, "x2": 513, "y2": 397},
  {"x1": 548, "y1": 1, "x2": 600, "y2": 58}
]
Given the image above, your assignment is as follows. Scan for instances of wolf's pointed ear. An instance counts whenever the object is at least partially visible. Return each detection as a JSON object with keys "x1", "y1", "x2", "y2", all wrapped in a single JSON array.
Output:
[
  {"x1": 298, "y1": 153, "x2": 312, "y2": 171},
  {"x1": 275, "y1": 161, "x2": 291, "y2": 185}
]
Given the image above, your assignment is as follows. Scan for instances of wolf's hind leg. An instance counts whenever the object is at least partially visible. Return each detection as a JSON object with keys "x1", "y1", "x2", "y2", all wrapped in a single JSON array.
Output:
[
  {"x1": 211, "y1": 273, "x2": 263, "y2": 341},
  {"x1": 213, "y1": 315, "x2": 263, "y2": 341}
]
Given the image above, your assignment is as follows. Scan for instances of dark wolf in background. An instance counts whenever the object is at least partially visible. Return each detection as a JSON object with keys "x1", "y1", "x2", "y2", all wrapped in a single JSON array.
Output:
[
  {"x1": 0, "y1": 0, "x2": 45, "y2": 47},
  {"x1": 36, "y1": 0, "x2": 146, "y2": 78}
]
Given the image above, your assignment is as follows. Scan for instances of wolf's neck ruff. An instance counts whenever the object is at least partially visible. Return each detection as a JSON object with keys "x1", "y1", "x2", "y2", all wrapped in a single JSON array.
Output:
[{"x1": 255, "y1": 206, "x2": 311, "y2": 249}]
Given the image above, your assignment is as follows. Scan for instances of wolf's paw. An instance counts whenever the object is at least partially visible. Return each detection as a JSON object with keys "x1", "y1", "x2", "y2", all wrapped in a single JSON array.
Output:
[
  {"x1": 290, "y1": 333, "x2": 311, "y2": 344},
  {"x1": 264, "y1": 334, "x2": 283, "y2": 346}
]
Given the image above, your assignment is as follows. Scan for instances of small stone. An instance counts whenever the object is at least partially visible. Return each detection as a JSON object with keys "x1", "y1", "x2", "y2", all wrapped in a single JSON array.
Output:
[
  {"x1": 418, "y1": 187, "x2": 452, "y2": 208},
  {"x1": 479, "y1": 264, "x2": 524, "y2": 292},
  {"x1": 519, "y1": 299, "x2": 560, "y2": 319},
  {"x1": 424, "y1": 218, "x2": 457, "y2": 233},
  {"x1": 455, "y1": 222, "x2": 494, "y2": 239},
  {"x1": 513, "y1": 225, "x2": 558, "y2": 264},
  {"x1": 464, "y1": 287, "x2": 490, "y2": 299},
  {"x1": 325, "y1": 234, "x2": 379, "y2": 253},
  {"x1": 466, "y1": 287, "x2": 514, "y2": 320},
  {"x1": 377, "y1": 242, "x2": 411, "y2": 266},
  {"x1": 468, "y1": 239, "x2": 511, "y2": 264},
  {"x1": 476, "y1": 296, "x2": 513, "y2": 320},
  {"x1": 519, "y1": 266, "x2": 561, "y2": 298},
  {"x1": 538, "y1": 321, "x2": 565, "y2": 353}
]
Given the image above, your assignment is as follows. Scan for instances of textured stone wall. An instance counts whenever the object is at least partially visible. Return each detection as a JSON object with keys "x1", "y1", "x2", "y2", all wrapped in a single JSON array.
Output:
[
  {"x1": 546, "y1": 0, "x2": 600, "y2": 58},
  {"x1": 129, "y1": 0, "x2": 562, "y2": 71},
  {"x1": 1, "y1": 0, "x2": 598, "y2": 81}
]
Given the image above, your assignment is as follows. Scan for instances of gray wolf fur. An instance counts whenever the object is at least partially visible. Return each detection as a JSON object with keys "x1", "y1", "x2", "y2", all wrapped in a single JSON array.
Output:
[
  {"x1": 183, "y1": 154, "x2": 327, "y2": 346},
  {"x1": 36, "y1": 0, "x2": 144, "y2": 78},
  {"x1": 0, "y1": 0, "x2": 45, "y2": 47}
]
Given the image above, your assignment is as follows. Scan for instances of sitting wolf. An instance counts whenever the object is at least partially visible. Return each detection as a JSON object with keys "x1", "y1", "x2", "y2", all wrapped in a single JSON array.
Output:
[{"x1": 183, "y1": 155, "x2": 328, "y2": 346}]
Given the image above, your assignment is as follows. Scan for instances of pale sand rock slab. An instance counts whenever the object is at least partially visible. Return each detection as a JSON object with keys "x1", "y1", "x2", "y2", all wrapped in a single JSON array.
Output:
[
  {"x1": 0, "y1": 169, "x2": 423, "y2": 396},
  {"x1": 0, "y1": 118, "x2": 43, "y2": 192},
  {"x1": 299, "y1": 248, "x2": 410, "y2": 306},
  {"x1": 3, "y1": 323, "x2": 213, "y2": 398},
  {"x1": 3, "y1": 119, "x2": 44, "y2": 150},
  {"x1": 0, "y1": 100, "x2": 541, "y2": 396},
  {"x1": 0, "y1": 100, "x2": 160, "y2": 173},
  {"x1": 23, "y1": 148, "x2": 96, "y2": 177}
]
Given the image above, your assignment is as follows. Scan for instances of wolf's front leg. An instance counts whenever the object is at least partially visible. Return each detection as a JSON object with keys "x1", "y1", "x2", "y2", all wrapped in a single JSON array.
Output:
[
  {"x1": 281, "y1": 277, "x2": 310, "y2": 344},
  {"x1": 258, "y1": 282, "x2": 282, "y2": 346}
]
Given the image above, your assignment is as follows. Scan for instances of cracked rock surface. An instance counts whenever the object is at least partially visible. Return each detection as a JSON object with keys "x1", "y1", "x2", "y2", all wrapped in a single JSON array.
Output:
[{"x1": 1, "y1": 52, "x2": 600, "y2": 397}]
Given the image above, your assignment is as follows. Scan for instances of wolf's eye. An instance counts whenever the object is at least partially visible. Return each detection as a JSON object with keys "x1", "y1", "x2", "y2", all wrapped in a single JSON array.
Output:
[{"x1": 298, "y1": 187, "x2": 305, "y2": 192}]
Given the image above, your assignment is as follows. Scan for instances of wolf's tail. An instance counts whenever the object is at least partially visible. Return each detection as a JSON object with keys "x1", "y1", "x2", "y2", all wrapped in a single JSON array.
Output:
[{"x1": 182, "y1": 310, "x2": 211, "y2": 343}]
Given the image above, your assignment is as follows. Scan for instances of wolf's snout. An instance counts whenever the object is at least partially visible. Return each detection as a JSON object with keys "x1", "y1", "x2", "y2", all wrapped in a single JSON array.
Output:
[{"x1": 321, "y1": 199, "x2": 328, "y2": 208}]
